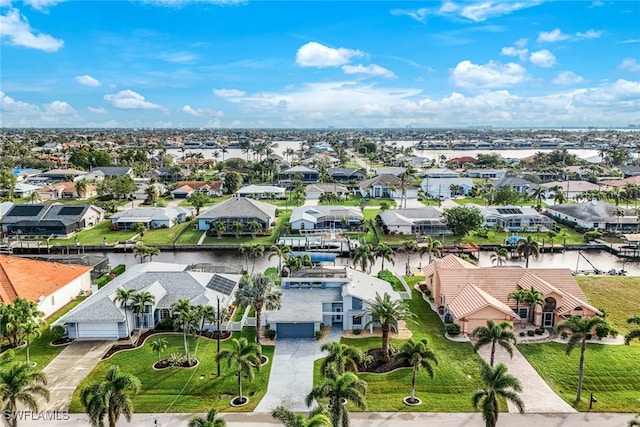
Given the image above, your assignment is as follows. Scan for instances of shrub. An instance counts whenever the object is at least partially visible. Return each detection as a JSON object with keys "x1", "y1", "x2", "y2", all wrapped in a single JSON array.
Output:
[
  {"x1": 50, "y1": 325, "x2": 66, "y2": 341},
  {"x1": 352, "y1": 328, "x2": 362, "y2": 335},
  {"x1": 445, "y1": 323, "x2": 461, "y2": 336},
  {"x1": 264, "y1": 329, "x2": 276, "y2": 339},
  {"x1": 314, "y1": 330, "x2": 323, "y2": 340},
  {"x1": 111, "y1": 264, "x2": 126, "y2": 276},
  {"x1": 519, "y1": 332, "x2": 526, "y2": 337},
  {"x1": 94, "y1": 275, "x2": 110, "y2": 289},
  {"x1": 561, "y1": 331, "x2": 568, "y2": 339},
  {"x1": 595, "y1": 324, "x2": 611, "y2": 339},
  {"x1": 527, "y1": 330, "x2": 535, "y2": 336},
  {"x1": 157, "y1": 318, "x2": 175, "y2": 330},
  {"x1": 535, "y1": 328, "x2": 544, "y2": 335}
]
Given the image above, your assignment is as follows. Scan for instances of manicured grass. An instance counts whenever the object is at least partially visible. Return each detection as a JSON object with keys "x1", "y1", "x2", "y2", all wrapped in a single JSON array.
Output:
[
  {"x1": 178, "y1": 194, "x2": 231, "y2": 208},
  {"x1": 69, "y1": 328, "x2": 273, "y2": 413},
  {"x1": 518, "y1": 342, "x2": 640, "y2": 411},
  {"x1": 53, "y1": 220, "x2": 136, "y2": 246},
  {"x1": 577, "y1": 277, "x2": 640, "y2": 335},
  {"x1": 175, "y1": 226, "x2": 205, "y2": 245},
  {"x1": 464, "y1": 224, "x2": 583, "y2": 246},
  {"x1": 139, "y1": 221, "x2": 195, "y2": 245},
  {"x1": 315, "y1": 285, "x2": 485, "y2": 412},
  {"x1": 201, "y1": 210, "x2": 291, "y2": 245},
  {"x1": 319, "y1": 197, "x2": 397, "y2": 208}
]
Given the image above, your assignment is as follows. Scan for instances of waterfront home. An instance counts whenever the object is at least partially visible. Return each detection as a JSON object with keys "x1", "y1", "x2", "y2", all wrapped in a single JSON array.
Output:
[
  {"x1": 0, "y1": 255, "x2": 92, "y2": 317},
  {"x1": 89, "y1": 166, "x2": 134, "y2": 178},
  {"x1": 196, "y1": 196, "x2": 277, "y2": 234},
  {"x1": 477, "y1": 205, "x2": 555, "y2": 231},
  {"x1": 35, "y1": 168, "x2": 87, "y2": 183},
  {"x1": 0, "y1": 204, "x2": 104, "y2": 237},
  {"x1": 279, "y1": 166, "x2": 319, "y2": 184},
  {"x1": 149, "y1": 167, "x2": 186, "y2": 181},
  {"x1": 465, "y1": 169, "x2": 506, "y2": 179},
  {"x1": 236, "y1": 184, "x2": 287, "y2": 199},
  {"x1": 290, "y1": 206, "x2": 363, "y2": 231},
  {"x1": 374, "y1": 167, "x2": 406, "y2": 177},
  {"x1": 37, "y1": 181, "x2": 97, "y2": 201},
  {"x1": 301, "y1": 153, "x2": 340, "y2": 167},
  {"x1": 422, "y1": 168, "x2": 460, "y2": 179},
  {"x1": 0, "y1": 202, "x2": 13, "y2": 221},
  {"x1": 421, "y1": 255, "x2": 601, "y2": 334},
  {"x1": 546, "y1": 201, "x2": 636, "y2": 231},
  {"x1": 56, "y1": 262, "x2": 242, "y2": 340},
  {"x1": 359, "y1": 174, "x2": 418, "y2": 199},
  {"x1": 305, "y1": 183, "x2": 350, "y2": 200},
  {"x1": 327, "y1": 168, "x2": 367, "y2": 183},
  {"x1": 446, "y1": 156, "x2": 477, "y2": 168},
  {"x1": 110, "y1": 206, "x2": 193, "y2": 230},
  {"x1": 420, "y1": 177, "x2": 473, "y2": 199},
  {"x1": 541, "y1": 180, "x2": 603, "y2": 200},
  {"x1": 11, "y1": 183, "x2": 41, "y2": 198},
  {"x1": 266, "y1": 267, "x2": 403, "y2": 338},
  {"x1": 377, "y1": 207, "x2": 450, "y2": 236},
  {"x1": 492, "y1": 176, "x2": 539, "y2": 194},
  {"x1": 171, "y1": 181, "x2": 223, "y2": 199}
]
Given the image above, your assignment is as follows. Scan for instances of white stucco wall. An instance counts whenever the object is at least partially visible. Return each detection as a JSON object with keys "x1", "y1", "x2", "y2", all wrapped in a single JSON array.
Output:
[{"x1": 38, "y1": 271, "x2": 91, "y2": 318}]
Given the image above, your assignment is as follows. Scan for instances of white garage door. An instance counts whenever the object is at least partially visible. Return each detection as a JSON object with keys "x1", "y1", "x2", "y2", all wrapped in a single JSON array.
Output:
[{"x1": 77, "y1": 322, "x2": 119, "y2": 339}]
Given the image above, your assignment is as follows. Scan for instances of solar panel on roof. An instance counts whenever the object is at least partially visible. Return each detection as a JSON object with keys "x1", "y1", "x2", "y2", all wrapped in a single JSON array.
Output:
[
  {"x1": 496, "y1": 208, "x2": 523, "y2": 215},
  {"x1": 206, "y1": 275, "x2": 237, "y2": 295},
  {"x1": 6, "y1": 205, "x2": 45, "y2": 217},
  {"x1": 58, "y1": 206, "x2": 85, "y2": 216}
]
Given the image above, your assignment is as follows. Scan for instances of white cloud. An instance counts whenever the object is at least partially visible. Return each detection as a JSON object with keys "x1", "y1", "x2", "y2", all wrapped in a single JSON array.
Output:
[
  {"x1": 515, "y1": 38, "x2": 528, "y2": 48},
  {"x1": 537, "y1": 28, "x2": 569, "y2": 43},
  {"x1": 391, "y1": 2, "x2": 543, "y2": 23},
  {"x1": 0, "y1": 8, "x2": 64, "y2": 52},
  {"x1": 589, "y1": 1, "x2": 604, "y2": 7},
  {"x1": 75, "y1": 75, "x2": 100, "y2": 87},
  {"x1": 501, "y1": 46, "x2": 528, "y2": 61},
  {"x1": 213, "y1": 88, "x2": 246, "y2": 98},
  {"x1": 0, "y1": 90, "x2": 39, "y2": 113},
  {"x1": 44, "y1": 100, "x2": 75, "y2": 114},
  {"x1": 529, "y1": 49, "x2": 556, "y2": 67},
  {"x1": 159, "y1": 52, "x2": 198, "y2": 63},
  {"x1": 618, "y1": 58, "x2": 640, "y2": 72},
  {"x1": 23, "y1": 0, "x2": 66, "y2": 11},
  {"x1": 88, "y1": 106, "x2": 106, "y2": 114},
  {"x1": 552, "y1": 71, "x2": 585, "y2": 85},
  {"x1": 390, "y1": 8, "x2": 429, "y2": 23},
  {"x1": 450, "y1": 60, "x2": 527, "y2": 90},
  {"x1": 576, "y1": 29, "x2": 602, "y2": 39},
  {"x1": 296, "y1": 42, "x2": 364, "y2": 68},
  {"x1": 341, "y1": 64, "x2": 396, "y2": 79},
  {"x1": 181, "y1": 105, "x2": 224, "y2": 117},
  {"x1": 103, "y1": 90, "x2": 161, "y2": 110}
]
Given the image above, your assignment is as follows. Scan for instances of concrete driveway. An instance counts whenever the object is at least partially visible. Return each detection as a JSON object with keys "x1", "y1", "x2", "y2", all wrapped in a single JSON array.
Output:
[
  {"x1": 38, "y1": 340, "x2": 113, "y2": 411},
  {"x1": 254, "y1": 327, "x2": 342, "y2": 413}
]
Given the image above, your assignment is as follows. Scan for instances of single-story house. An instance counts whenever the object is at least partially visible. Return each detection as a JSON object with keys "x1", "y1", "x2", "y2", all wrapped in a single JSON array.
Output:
[
  {"x1": 149, "y1": 167, "x2": 186, "y2": 181},
  {"x1": 422, "y1": 168, "x2": 460, "y2": 179},
  {"x1": 305, "y1": 183, "x2": 350, "y2": 200},
  {"x1": 541, "y1": 181, "x2": 603, "y2": 200},
  {"x1": 11, "y1": 183, "x2": 41, "y2": 198},
  {"x1": 279, "y1": 166, "x2": 319, "y2": 184},
  {"x1": 0, "y1": 202, "x2": 14, "y2": 220},
  {"x1": 477, "y1": 205, "x2": 556, "y2": 231},
  {"x1": 601, "y1": 176, "x2": 640, "y2": 188},
  {"x1": 35, "y1": 168, "x2": 87, "y2": 182},
  {"x1": 421, "y1": 177, "x2": 473, "y2": 199},
  {"x1": 446, "y1": 157, "x2": 477, "y2": 168},
  {"x1": 421, "y1": 255, "x2": 602, "y2": 334},
  {"x1": 196, "y1": 196, "x2": 277, "y2": 234},
  {"x1": 377, "y1": 207, "x2": 450, "y2": 235},
  {"x1": 267, "y1": 267, "x2": 403, "y2": 338},
  {"x1": 359, "y1": 174, "x2": 418, "y2": 199},
  {"x1": 290, "y1": 206, "x2": 363, "y2": 231},
  {"x1": 465, "y1": 169, "x2": 506, "y2": 179},
  {"x1": 492, "y1": 176, "x2": 539, "y2": 194},
  {"x1": 546, "y1": 201, "x2": 636, "y2": 231},
  {"x1": 37, "y1": 181, "x2": 97, "y2": 200},
  {"x1": 56, "y1": 262, "x2": 242, "y2": 340},
  {"x1": 171, "y1": 181, "x2": 223, "y2": 199},
  {"x1": 89, "y1": 166, "x2": 134, "y2": 178},
  {"x1": 132, "y1": 182, "x2": 167, "y2": 200},
  {"x1": 327, "y1": 168, "x2": 367, "y2": 182},
  {"x1": 110, "y1": 207, "x2": 193, "y2": 230},
  {"x1": 374, "y1": 167, "x2": 407, "y2": 177},
  {"x1": 301, "y1": 153, "x2": 340, "y2": 167},
  {"x1": 0, "y1": 255, "x2": 92, "y2": 317},
  {"x1": 1, "y1": 204, "x2": 104, "y2": 237},
  {"x1": 236, "y1": 185, "x2": 287, "y2": 200}
]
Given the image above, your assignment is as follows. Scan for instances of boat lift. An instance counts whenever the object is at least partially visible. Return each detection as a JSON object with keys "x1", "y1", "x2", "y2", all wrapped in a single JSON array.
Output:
[{"x1": 574, "y1": 250, "x2": 603, "y2": 275}]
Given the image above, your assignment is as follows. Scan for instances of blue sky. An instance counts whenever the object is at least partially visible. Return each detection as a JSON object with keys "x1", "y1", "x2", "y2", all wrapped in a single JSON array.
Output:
[{"x1": 1, "y1": 0, "x2": 639, "y2": 128}]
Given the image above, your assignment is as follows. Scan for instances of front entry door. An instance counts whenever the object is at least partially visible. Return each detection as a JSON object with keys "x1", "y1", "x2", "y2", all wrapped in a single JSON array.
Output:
[{"x1": 542, "y1": 311, "x2": 554, "y2": 328}]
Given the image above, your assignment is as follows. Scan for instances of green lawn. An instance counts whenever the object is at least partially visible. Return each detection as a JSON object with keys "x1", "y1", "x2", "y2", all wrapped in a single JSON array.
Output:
[
  {"x1": 319, "y1": 196, "x2": 397, "y2": 208},
  {"x1": 577, "y1": 276, "x2": 640, "y2": 335},
  {"x1": 139, "y1": 221, "x2": 196, "y2": 245},
  {"x1": 175, "y1": 227, "x2": 205, "y2": 245},
  {"x1": 453, "y1": 197, "x2": 543, "y2": 207},
  {"x1": 315, "y1": 284, "x2": 485, "y2": 412},
  {"x1": 464, "y1": 224, "x2": 584, "y2": 246},
  {"x1": 178, "y1": 194, "x2": 231, "y2": 208},
  {"x1": 53, "y1": 220, "x2": 136, "y2": 246},
  {"x1": 201, "y1": 210, "x2": 291, "y2": 245},
  {"x1": 69, "y1": 328, "x2": 273, "y2": 413}
]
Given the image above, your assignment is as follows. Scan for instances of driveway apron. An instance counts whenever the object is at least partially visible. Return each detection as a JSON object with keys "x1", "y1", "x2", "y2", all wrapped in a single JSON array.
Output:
[{"x1": 254, "y1": 327, "x2": 342, "y2": 413}]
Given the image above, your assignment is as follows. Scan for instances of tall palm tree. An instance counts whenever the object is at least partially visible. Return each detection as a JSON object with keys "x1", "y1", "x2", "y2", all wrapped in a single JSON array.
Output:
[
  {"x1": 248, "y1": 220, "x2": 263, "y2": 238},
  {"x1": 490, "y1": 247, "x2": 508, "y2": 267},
  {"x1": 351, "y1": 243, "x2": 375, "y2": 273},
  {"x1": 402, "y1": 240, "x2": 419, "y2": 272},
  {"x1": 320, "y1": 341, "x2": 364, "y2": 376},
  {"x1": 269, "y1": 245, "x2": 292, "y2": 276},
  {"x1": 394, "y1": 338, "x2": 438, "y2": 404},
  {"x1": 193, "y1": 305, "x2": 217, "y2": 356},
  {"x1": 471, "y1": 361, "x2": 524, "y2": 427},
  {"x1": 271, "y1": 405, "x2": 330, "y2": 427},
  {"x1": 374, "y1": 243, "x2": 395, "y2": 271},
  {"x1": 531, "y1": 187, "x2": 546, "y2": 210},
  {"x1": 130, "y1": 291, "x2": 155, "y2": 332},
  {"x1": 471, "y1": 320, "x2": 517, "y2": 367},
  {"x1": 149, "y1": 337, "x2": 168, "y2": 363},
  {"x1": 556, "y1": 315, "x2": 608, "y2": 402},
  {"x1": 232, "y1": 221, "x2": 245, "y2": 238},
  {"x1": 305, "y1": 371, "x2": 367, "y2": 427},
  {"x1": 614, "y1": 207, "x2": 625, "y2": 232},
  {"x1": 0, "y1": 362, "x2": 50, "y2": 427},
  {"x1": 418, "y1": 237, "x2": 442, "y2": 265},
  {"x1": 523, "y1": 286, "x2": 545, "y2": 324},
  {"x1": 21, "y1": 321, "x2": 41, "y2": 366},
  {"x1": 363, "y1": 292, "x2": 414, "y2": 361},
  {"x1": 624, "y1": 315, "x2": 640, "y2": 345},
  {"x1": 516, "y1": 236, "x2": 539, "y2": 268},
  {"x1": 188, "y1": 407, "x2": 227, "y2": 427},
  {"x1": 234, "y1": 273, "x2": 282, "y2": 346},
  {"x1": 507, "y1": 289, "x2": 527, "y2": 325},
  {"x1": 216, "y1": 337, "x2": 261, "y2": 405},
  {"x1": 172, "y1": 299, "x2": 197, "y2": 364},
  {"x1": 114, "y1": 288, "x2": 135, "y2": 344}
]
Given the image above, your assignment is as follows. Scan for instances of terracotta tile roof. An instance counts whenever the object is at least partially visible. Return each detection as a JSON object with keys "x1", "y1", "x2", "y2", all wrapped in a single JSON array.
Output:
[
  {"x1": 0, "y1": 255, "x2": 91, "y2": 305},
  {"x1": 448, "y1": 284, "x2": 519, "y2": 320},
  {"x1": 421, "y1": 254, "x2": 477, "y2": 277}
]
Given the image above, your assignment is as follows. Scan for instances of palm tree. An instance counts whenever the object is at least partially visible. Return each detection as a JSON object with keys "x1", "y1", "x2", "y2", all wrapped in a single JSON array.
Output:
[
  {"x1": 234, "y1": 273, "x2": 282, "y2": 346},
  {"x1": 351, "y1": 243, "x2": 375, "y2": 273},
  {"x1": 239, "y1": 243, "x2": 264, "y2": 274},
  {"x1": 531, "y1": 187, "x2": 546, "y2": 210},
  {"x1": 213, "y1": 220, "x2": 226, "y2": 238},
  {"x1": 418, "y1": 237, "x2": 442, "y2": 265},
  {"x1": 556, "y1": 315, "x2": 608, "y2": 402},
  {"x1": 114, "y1": 288, "x2": 135, "y2": 344},
  {"x1": 149, "y1": 337, "x2": 168, "y2": 363},
  {"x1": 472, "y1": 320, "x2": 517, "y2": 367},
  {"x1": 523, "y1": 286, "x2": 545, "y2": 324},
  {"x1": 402, "y1": 240, "x2": 419, "y2": 274},
  {"x1": 490, "y1": 247, "x2": 508, "y2": 267},
  {"x1": 232, "y1": 221, "x2": 244, "y2": 238},
  {"x1": 374, "y1": 243, "x2": 395, "y2": 271},
  {"x1": 516, "y1": 236, "x2": 539, "y2": 268},
  {"x1": 172, "y1": 299, "x2": 197, "y2": 364},
  {"x1": 624, "y1": 315, "x2": 640, "y2": 345},
  {"x1": 394, "y1": 338, "x2": 438, "y2": 404},
  {"x1": 320, "y1": 341, "x2": 363, "y2": 376},
  {"x1": 269, "y1": 245, "x2": 292, "y2": 276},
  {"x1": 193, "y1": 305, "x2": 216, "y2": 356},
  {"x1": 363, "y1": 292, "x2": 414, "y2": 361},
  {"x1": 471, "y1": 361, "x2": 524, "y2": 427},
  {"x1": 0, "y1": 362, "x2": 49, "y2": 427},
  {"x1": 188, "y1": 407, "x2": 227, "y2": 427},
  {"x1": 216, "y1": 337, "x2": 261, "y2": 405},
  {"x1": 75, "y1": 178, "x2": 89, "y2": 199},
  {"x1": 27, "y1": 191, "x2": 41, "y2": 204},
  {"x1": 305, "y1": 371, "x2": 367, "y2": 427},
  {"x1": 614, "y1": 207, "x2": 625, "y2": 232},
  {"x1": 507, "y1": 289, "x2": 527, "y2": 325},
  {"x1": 553, "y1": 188, "x2": 567, "y2": 205},
  {"x1": 248, "y1": 220, "x2": 263, "y2": 238},
  {"x1": 271, "y1": 405, "x2": 330, "y2": 427},
  {"x1": 80, "y1": 365, "x2": 141, "y2": 427},
  {"x1": 21, "y1": 321, "x2": 42, "y2": 366},
  {"x1": 130, "y1": 291, "x2": 155, "y2": 332}
]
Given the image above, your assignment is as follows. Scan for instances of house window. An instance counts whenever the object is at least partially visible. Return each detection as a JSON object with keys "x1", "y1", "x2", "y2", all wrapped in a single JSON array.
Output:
[
  {"x1": 353, "y1": 316, "x2": 362, "y2": 326},
  {"x1": 51, "y1": 295, "x2": 55, "y2": 305}
]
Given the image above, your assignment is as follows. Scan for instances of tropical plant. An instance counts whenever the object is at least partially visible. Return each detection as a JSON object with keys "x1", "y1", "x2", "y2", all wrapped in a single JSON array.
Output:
[
  {"x1": 556, "y1": 315, "x2": 608, "y2": 402},
  {"x1": 231, "y1": 221, "x2": 245, "y2": 238},
  {"x1": 80, "y1": 365, "x2": 141, "y2": 427},
  {"x1": 523, "y1": 286, "x2": 545, "y2": 324},
  {"x1": 374, "y1": 243, "x2": 395, "y2": 271},
  {"x1": 188, "y1": 407, "x2": 227, "y2": 427},
  {"x1": 172, "y1": 299, "x2": 197, "y2": 364},
  {"x1": 624, "y1": 315, "x2": 640, "y2": 345},
  {"x1": 507, "y1": 289, "x2": 527, "y2": 325},
  {"x1": 271, "y1": 405, "x2": 330, "y2": 427},
  {"x1": 471, "y1": 320, "x2": 517, "y2": 367},
  {"x1": 320, "y1": 341, "x2": 364, "y2": 376},
  {"x1": 269, "y1": 245, "x2": 292, "y2": 276},
  {"x1": 516, "y1": 236, "x2": 539, "y2": 268},
  {"x1": 305, "y1": 371, "x2": 367, "y2": 427},
  {"x1": 114, "y1": 288, "x2": 135, "y2": 344},
  {"x1": 247, "y1": 220, "x2": 263, "y2": 238},
  {"x1": 234, "y1": 273, "x2": 282, "y2": 346},
  {"x1": 187, "y1": 192, "x2": 210, "y2": 216},
  {"x1": 418, "y1": 236, "x2": 442, "y2": 265},
  {"x1": 0, "y1": 361, "x2": 50, "y2": 427},
  {"x1": 216, "y1": 337, "x2": 262, "y2": 405},
  {"x1": 130, "y1": 291, "x2": 155, "y2": 332},
  {"x1": 471, "y1": 361, "x2": 524, "y2": 427},
  {"x1": 401, "y1": 240, "x2": 419, "y2": 272},
  {"x1": 553, "y1": 188, "x2": 567, "y2": 204},
  {"x1": 352, "y1": 243, "x2": 375, "y2": 274},
  {"x1": 213, "y1": 220, "x2": 226, "y2": 238},
  {"x1": 21, "y1": 321, "x2": 42, "y2": 366},
  {"x1": 490, "y1": 247, "x2": 508, "y2": 267},
  {"x1": 614, "y1": 207, "x2": 625, "y2": 232},
  {"x1": 363, "y1": 292, "x2": 414, "y2": 361},
  {"x1": 193, "y1": 305, "x2": 216, "y2": 356},
  {"x1": 149, "y1": 337, "x2": 168, "y2": 363},
  {"x1": 394, "y1": 338, "x2": 438, "y2": 404}
]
